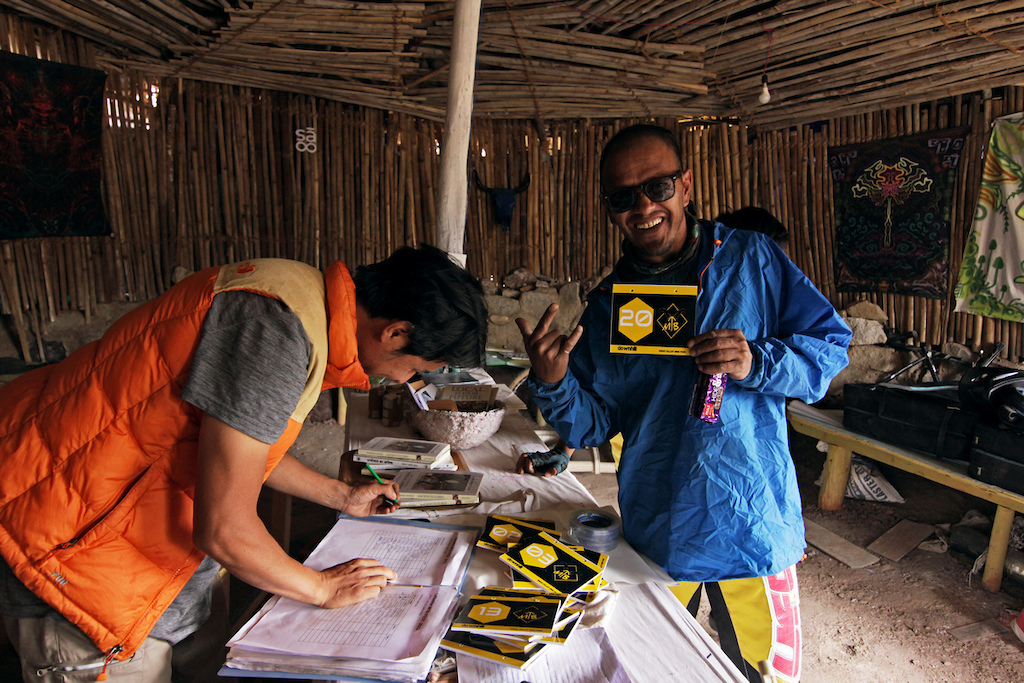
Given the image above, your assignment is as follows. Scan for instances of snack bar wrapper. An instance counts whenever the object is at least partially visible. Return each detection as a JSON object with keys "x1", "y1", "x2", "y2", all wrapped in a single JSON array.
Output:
[{"x1": 689, "y1": 372, "x2": 727, "y2": 424}]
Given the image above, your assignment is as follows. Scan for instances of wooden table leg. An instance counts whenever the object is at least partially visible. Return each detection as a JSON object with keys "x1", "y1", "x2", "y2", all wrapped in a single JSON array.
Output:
[
  {"x1": 982, "y1": 505, "x2": 1013, "y2": 593},
  {"x1": 818, "y1": 443, "x2": 853, "y2": 511}
]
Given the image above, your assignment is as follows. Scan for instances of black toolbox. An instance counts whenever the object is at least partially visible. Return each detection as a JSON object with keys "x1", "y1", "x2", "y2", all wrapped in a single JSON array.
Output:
[
  {"x1": 968, "y1": 422, "x2": 1024, "y2": 495},
  {"x1": 842, "y1": 383, "x2": 976, "y2": 463},
  {"x1": 843, "y1": 382, "x2": 1024, "y2": 493}
]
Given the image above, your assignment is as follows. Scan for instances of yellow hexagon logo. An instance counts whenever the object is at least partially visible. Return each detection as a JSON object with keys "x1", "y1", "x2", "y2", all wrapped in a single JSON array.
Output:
[
  {"x1": 470, "y1": 601, "x2": 510, "y2": 623},
  {"x1": 489, "y1": 524, "x2": 522, "y2": 546},
  {"x1": 618, "y1": 297, "x2": 654, "y2": 343},
  {"x1": 520, "y1": 543, "x2": 558, "y2": 568}
]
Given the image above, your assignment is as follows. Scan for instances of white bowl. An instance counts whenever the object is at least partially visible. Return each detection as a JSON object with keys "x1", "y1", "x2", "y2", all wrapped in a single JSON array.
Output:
[{"x1": 410, "y1": 401, "x2": 506, "y2": 450}]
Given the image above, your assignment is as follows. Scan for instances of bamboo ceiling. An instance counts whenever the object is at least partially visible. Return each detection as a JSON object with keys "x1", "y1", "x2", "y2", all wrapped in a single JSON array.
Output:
[{"x1": 1, "y1": 0, "x2": 1022, "y2": 129}]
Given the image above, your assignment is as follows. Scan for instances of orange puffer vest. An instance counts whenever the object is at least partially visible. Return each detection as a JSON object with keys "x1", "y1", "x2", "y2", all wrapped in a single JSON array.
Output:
[{"x1": 0, "y1": 258, "x2": 370, "y2": 659}]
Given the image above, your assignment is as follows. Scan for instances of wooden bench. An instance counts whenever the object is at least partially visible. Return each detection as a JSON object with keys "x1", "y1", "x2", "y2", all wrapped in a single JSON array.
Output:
[{"x1": 787, "y1": 399, "x2": 1024, "y2": 593}]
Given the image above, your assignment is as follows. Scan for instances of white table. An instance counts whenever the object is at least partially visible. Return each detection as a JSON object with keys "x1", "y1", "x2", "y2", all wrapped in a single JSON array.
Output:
[{"x1": 243, "y1": 383, "x2": 744, "y2": 682}]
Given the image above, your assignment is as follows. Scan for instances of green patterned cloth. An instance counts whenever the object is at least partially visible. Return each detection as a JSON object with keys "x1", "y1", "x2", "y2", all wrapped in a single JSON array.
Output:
[{"x1": 955, "y1": 112, "x2": 1024, "y2": 322}]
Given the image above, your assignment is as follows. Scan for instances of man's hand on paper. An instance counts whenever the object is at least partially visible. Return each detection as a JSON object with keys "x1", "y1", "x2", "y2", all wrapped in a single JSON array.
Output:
[
  {"x1": 341, "y1": 481, "x2": 401, "y2": 516},
  {"x1": 516, "y1": 303, "x2": 583, "y2": 384},
  {"x1": 687, "y1": 328, "x2": 752, "y2": 380},
  {"x1": 316, "y1": 558, "x2": 397, "y2": 608}
]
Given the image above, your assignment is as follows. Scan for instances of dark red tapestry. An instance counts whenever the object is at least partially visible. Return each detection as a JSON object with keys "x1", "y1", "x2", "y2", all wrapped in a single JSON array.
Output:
[
  {"x1": 828, "y1": 127, "x2": 968, "y2": 299},
  {"x1": 0, "y1": 51, "x2": 110, "y2": 238}
]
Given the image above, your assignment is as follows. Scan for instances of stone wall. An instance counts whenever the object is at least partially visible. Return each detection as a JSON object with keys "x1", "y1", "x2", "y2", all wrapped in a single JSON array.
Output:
[{"x1": 483, "y1": 268, "x2": 589, "y2": 354}]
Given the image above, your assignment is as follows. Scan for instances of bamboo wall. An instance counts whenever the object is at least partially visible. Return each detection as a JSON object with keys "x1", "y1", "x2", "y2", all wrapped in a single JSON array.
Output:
[{"x1": 1, "y1": 13, "x2": 1022, "y2": 363}]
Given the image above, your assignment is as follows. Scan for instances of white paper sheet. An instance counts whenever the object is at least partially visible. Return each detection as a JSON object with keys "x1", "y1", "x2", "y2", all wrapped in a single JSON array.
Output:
[
  {"x1": 456, "y1": 626, "x2": 631, "y2": 683},
  {"x1": 230, "y1": 584, "x2": 457, "y2": 661},
  {"x1": 227, "y1": 517, "x2": 476, "y2": 664},
  {"x1": 303, "y1": 517, "x2": 476, "y2": 588},
  {"x1": 604, "y1": 583, "x2": 745, "y2": 683}
]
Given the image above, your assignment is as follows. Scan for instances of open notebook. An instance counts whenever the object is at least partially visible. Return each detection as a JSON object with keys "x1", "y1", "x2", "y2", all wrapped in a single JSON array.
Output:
[{"x1": 224, "y1": 516, "x2": 479, "y2": 682}]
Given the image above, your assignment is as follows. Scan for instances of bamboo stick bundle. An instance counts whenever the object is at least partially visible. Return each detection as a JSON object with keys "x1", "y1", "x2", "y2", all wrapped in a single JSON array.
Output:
[
  {"x1": 294, "y1": 96, "x2": 308, "y2": 262},
  {"x1": 776, "y1": 130, "x2": 793, "y2": 261},
  {"x1": 105, "y1": 112, "x2": 138, "y2": 298},
  {"x1": 37, "y1": 241, "x2": 56, "y2": 323},
  {"x1": 213, "y1": 85, "x2": 235, "y2": 264},
  {"x1": 78, "y1": 240, "x2": 95, "y2": 322},
  {"x1": 0, "y1": 243, "x2": 32, "y2": 360},
  {"x1": 183, "y1": 84, "x2": 200, "y2": 267},
  {"x1": 138, "y1": 93, "x2": 164, "y2": 291},
  {"x1": 233, "y1": 86, "x2": 252, "y2": 261},
  {"x1": 285, "y1": 96, "x2": 300, "y2": 261},
  {"x1": 0, "y1": 0, "x2": 170, "y2": 56},
  {"x1": 424, "y1": 120, "x2": 439, "y2": 254},
  {"x1": 358, "y1": 106, "x2": 373, "y2": 262},
  {"x1": 405, "y1": 115, "x2": 423, "y2": 253},
  {"x1": 322, "y1": 102, "x2": 337, "y2": 265},
  {"x1": 199, "y1": 85, "x2": 218, "y2": 266},
  {"x1": 120, "y1": 94, "x2": 157, "y2": 298},
  {"x1": 334, "y1": 106, "x2": 349, "y2": 264},
  {"x1": 267, "y1": 93, "x2": 286, "y2": 259},
  {"x1": 15, "y1": 241, "x2": 45, "y2": 361},
  {"x1": 54, "y1": 239, "x2": 71, "y2": 316}
]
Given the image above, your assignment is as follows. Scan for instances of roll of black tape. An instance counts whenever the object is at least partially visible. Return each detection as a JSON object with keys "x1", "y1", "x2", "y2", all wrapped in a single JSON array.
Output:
[{"x1": 567, "y1": 509, "x2": 621, "y2": 553}]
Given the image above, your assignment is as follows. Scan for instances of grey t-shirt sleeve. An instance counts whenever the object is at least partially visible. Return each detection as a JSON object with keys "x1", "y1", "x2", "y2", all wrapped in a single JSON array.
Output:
[{"x1": 181, "y1": 290, "x2": 310, "y2": 444}]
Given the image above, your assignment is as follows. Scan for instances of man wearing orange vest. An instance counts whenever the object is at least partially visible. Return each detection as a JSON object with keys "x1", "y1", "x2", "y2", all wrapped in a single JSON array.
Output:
[{"x1": 0, "y1": 244, "x2": 488, "y2": 682}]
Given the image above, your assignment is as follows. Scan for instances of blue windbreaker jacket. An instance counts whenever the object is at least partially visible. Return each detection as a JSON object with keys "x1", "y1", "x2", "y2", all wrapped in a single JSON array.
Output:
[{"x1": 530, "y1": 222, "x2": 851, "y2": 581}]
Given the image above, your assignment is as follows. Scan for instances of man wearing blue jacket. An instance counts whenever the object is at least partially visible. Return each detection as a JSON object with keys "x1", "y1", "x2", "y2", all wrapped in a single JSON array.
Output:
[{"x1": 517, "y1": 124, "x2": 851, "y2": 683}]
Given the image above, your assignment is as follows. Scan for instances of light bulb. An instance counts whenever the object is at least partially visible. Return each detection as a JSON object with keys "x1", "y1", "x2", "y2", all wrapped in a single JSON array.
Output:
[{"x1": 758, "y1": 76, "x2": 771, "y2": 105}]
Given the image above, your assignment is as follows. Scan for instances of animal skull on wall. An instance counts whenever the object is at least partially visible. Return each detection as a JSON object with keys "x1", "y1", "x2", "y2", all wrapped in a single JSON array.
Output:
[{"x1": 473, "y1": 170, "x2": 531, "y2": 232}]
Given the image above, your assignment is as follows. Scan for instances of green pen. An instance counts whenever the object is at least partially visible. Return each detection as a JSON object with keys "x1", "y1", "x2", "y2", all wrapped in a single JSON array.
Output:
[{"x1": 364, "y1": 463, "x2": 400, "y2": 507}]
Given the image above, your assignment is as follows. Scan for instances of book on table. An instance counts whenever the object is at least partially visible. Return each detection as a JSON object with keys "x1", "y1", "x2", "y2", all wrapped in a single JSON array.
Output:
[
  {"x1": 357, "y1": 436, "x2": 451, "y2": 462},
  {"x1": 440, "y1": 587, "x2": 583, "y2": 670},
  {"x1": 355, "y1": 448, "x2": 459, "y2": 471},
  {"x1": 500, "y1": 529, "x2": 606, "y2": 595},
  {"x1": 222, "y1": 516, "x2": 479, "y2": 682},
  {"x1": 391, "y1": 469, "x2": 484, "y2": 504}
]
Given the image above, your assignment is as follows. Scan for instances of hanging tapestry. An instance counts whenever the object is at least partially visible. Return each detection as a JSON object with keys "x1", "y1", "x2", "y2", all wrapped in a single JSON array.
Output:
[
  {"x1": 828, "y1": 127, "x2": 969, "y2": 299},
  {"x1": 0, "y1": 51, "x2": 110, "y2": 239},
  {"x1": 954, "y1": 112, "x2": 1024, "y2": 323}
]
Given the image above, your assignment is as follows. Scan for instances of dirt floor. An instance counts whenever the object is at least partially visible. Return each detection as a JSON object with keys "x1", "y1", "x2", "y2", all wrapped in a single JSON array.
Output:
[{"x1": 1, "y1": 311, "x2": 1023, "y2": 682}]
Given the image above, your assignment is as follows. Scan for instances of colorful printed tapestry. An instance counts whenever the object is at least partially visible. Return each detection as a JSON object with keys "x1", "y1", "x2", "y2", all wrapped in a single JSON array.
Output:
[
  {"x1": 0, "y1": 51, "x2": 110, "y2": 238},
  {"x1": 954, "y1": 112, "x2": 1024, "y2": 323},
  {"x1": 829, "y1": 127, "x2": 968, "y2": 298}
]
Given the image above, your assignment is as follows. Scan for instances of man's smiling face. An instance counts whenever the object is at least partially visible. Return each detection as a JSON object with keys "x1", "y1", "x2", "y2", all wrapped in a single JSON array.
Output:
[{"x1": 601, "y1": 136, "x2": 694, "y2": 264}]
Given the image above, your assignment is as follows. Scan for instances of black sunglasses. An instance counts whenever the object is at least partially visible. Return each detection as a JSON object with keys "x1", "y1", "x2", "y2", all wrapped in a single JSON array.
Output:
[{"x1": 602, "y1": 172, "x2": 682, "y2": 214}]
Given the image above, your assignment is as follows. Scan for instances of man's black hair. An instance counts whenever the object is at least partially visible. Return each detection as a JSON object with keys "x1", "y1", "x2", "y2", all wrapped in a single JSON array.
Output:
[
  {"x1": 600, "y1": 124, "x2": 683, "y2": 189},
  {"x1": 715, "y1": 206, "x2": 789, "y2": 246},
  {"x1": 353, "y1": 244, "x2": 487, "y2": 368}
]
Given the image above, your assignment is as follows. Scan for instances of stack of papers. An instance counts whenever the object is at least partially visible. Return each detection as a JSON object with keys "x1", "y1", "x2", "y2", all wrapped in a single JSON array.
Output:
[
  {"x1": 440, "y1": 515, "x2": 608, "y2": 670},
  {"x1": 391, "y1": 470, "x2": 484, "y2": 507},
  {"x1": 353, "y1": 436, "x2": 457, "y2": 472},
  {"x1": 224, "y1": 517, "x2": 479, "y2": 682}
]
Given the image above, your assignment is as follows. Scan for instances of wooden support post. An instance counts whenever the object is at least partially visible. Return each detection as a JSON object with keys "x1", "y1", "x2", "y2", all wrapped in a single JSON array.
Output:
[
  {"x1": 818, "y1": 443, "x2": 853, "y2": 511},
  {"x1": 435, "y1": 0, "x2": 482, "y2": 259},
  {"x1": 983, "y1": 505, "x2": 1014, "y2": 593}
]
